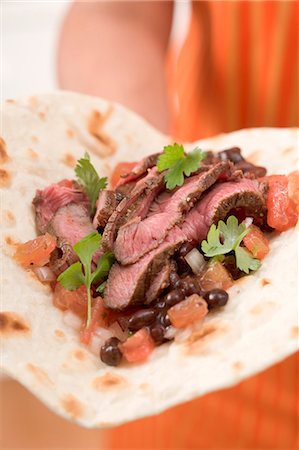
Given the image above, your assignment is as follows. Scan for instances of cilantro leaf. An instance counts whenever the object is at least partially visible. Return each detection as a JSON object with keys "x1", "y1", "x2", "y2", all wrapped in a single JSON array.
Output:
[
  {"x1": 91, "y1": 252, "x2": 115, "y2": 284},
  {"x1": 57, "y1": 262, "x2": 85, "y2": 290},
  {"x1": 57, "y1": 231, "x2": 113, "y2": 328},
  {"x1": 235, "y1": 247, "x2": 261, "y2": 274},
  {"x1": 96, "y1": 281, "x2": 107, "y2": 294},
  {"x1": 157, "y1": 143, "x2": 185, "y2": 171},
  {"x1": 73, "y1": 231, "x2": 101, "y2": 272},
  {"x1": 201, "y1": 215, "x2": 261, "y2": 273},
  {"x1": 157, "y1": 144, "x2": 206, "y2": 190},
  {"x1": 75, "y1": 153, "x2": 107, "y2": 214}
]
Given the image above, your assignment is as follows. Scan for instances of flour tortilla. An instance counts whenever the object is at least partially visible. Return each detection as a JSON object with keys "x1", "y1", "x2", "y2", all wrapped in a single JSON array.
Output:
[{"x1": 1, "y1": 92, "x2": 298, "y2": 428}]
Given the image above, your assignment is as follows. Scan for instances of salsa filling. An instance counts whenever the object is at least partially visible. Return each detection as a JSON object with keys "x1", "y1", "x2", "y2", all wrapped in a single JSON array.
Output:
[{"x1": 14, "y1": 145, "x2": 299, "y2": 366}]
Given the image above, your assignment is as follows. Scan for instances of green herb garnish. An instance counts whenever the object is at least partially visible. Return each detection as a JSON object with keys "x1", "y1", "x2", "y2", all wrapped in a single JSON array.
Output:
[
  {"x1": 75, "y1": 153, "x2": 107, "y2": 214},
  {"x1": 157, "y1": 144, "x2": 206, "y2": 190},
  {"x1": 201, "y1": 215, "x2": 261, "y2": 274},
  {"x1": 57, "y1": 232, "x2": 114, "y2": 327}
]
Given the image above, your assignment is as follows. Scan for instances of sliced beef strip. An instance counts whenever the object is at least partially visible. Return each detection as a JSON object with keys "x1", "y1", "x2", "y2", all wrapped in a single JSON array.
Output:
[
  {"x1": 93, "y1": 190, "x2": 125, "y2": 229},
  {"x1": 104, "y1": 226, "x2": 186, "y2": 309},
  {"x1": 181, "y1": 179, "x2": 267, "y2": 243},
  {"x1": 101, "y1": 167, "x2": 165, "y2": 251},
  {"x1": 145, "y1": 260, "x2": 172, "y2": 304},
  {"x1": 217, "y1": 147, "x2": 267, "y2": 178},
  {"x1": 116, "y1": 152, "x2": 160, "y2": 187},
  {"x1": 114, "y1": 161, "x2": 232, "y2": 265},
  {"x1": 33, "y1": 182, "x2": 89, "y2": 234},
  {"x1": 47, "y1": 203, "x2": 99, "y2": 274}
]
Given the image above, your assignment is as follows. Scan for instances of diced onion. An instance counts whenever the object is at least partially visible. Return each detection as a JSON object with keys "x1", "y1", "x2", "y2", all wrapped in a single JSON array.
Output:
[
  {"x1": 63, "y1": 311, "x2": 82, "y2": 331},
  {"x1": 164, "y1": 326, "x2": 176, "y2": 340},
  {"x1": 244, "y1": 217, "x2": 253, "y2": 228},
  {"x1": 184, "y1": 248, "x2": 206, "y2": 275},
  {"x1": 174, "y1": 319, "x2": 205, "y2": 343},
  {"x1": 33, "y1": 266, "x2": 56, "y2": 282},
  {"x1": 90, "y1": 328, "x2": 113, "y2": 355},
  {"x1": 108, "y1": 322, "x2": 127, "y2": 342}
]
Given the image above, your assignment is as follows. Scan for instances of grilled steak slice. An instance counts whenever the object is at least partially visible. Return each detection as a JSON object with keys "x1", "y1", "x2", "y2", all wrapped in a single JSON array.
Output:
[
  {"x1": 114, "y1": 162, "x2": 231, "y2": 265},
  {"x1": 145, "y1": 261, "x2": 172, "y2": 304},
  {"x1": 181, "y1": 179, "x2": 267, "y2": 243},
  {"x1": 104, "y1": 226, "x2": 185, "y2": 309},
  {"x1": 47, "y1": 203, "x2": 97, "y2": 274},
  {"x1": 33, "y1": 181, "x2": 89, "y2": 234},
  {"x1": 102, "y1": 167, "x2": 165, "y2": 251},
  {"x1": 93, "y1": 190, "x2": 124, "y2": 229},
  {"x1": 116, "y1": 152, "x2": 160, "y2": 188}
]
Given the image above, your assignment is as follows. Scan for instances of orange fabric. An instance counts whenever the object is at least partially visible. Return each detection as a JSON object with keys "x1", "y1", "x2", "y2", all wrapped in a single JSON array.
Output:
[
  {"x1": 170, "y1": 1, "x2": 299, "y2": 141},
  {"x1": 104, "y1": 2, "x2": 299, "y2": 449},
  {"x1": 104, "y1": 353, "x2": 298, "y2": 449}
]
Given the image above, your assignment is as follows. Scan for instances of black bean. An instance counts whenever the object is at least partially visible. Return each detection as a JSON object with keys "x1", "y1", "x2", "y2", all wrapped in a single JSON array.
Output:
[
  {"x1": 150, "y1": 324, "x2": 166, "y2": 345},
  {"x1": 156, "y1": 310, "x2": 171, "y2": 327},
  {"x1": 165, "y1": 289, "x2": 185, "y2": 307},
  {"x1": 155, "y1": 300, "x2": 167, "y2": 310},
  {"x1": 176, "y1": 256, "x2": 192, "y2": 275},
  {"x1": 181, "y1": 277, "x2": 201, "y2": 296},
  {"x1": 169, "y1": 271, "x2": 180, "y2": 289},
  {"x1": 203, "y1": 289, "x2": 229, "y2": 309},
  {"x1": 178, "y1": 242, "x2": 194, "y2": 257},
  {"x1": 128, "y1": 308, "x2": 157, "y2": 331},
  {"x1": 100, "y1": 337, "x2": 122, "y2": 366},
  {"x1": 218, "y1": 147, "x2": 244, "y2": 164}
]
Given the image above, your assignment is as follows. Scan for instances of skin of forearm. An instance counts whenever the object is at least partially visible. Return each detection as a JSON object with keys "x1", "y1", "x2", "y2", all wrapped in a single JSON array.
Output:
[{"x1": 57, "y1": 1, "x2": 173, "y2": 132}]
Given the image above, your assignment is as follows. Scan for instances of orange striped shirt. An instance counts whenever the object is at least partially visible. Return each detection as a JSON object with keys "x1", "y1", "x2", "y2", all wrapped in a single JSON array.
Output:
[{"x1": 104, "y1": 2, "x2": 298, "y2": 448}]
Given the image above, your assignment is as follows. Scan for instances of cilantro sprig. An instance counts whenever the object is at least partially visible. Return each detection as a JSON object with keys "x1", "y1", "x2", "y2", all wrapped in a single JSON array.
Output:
[
  {"x1": 201, "y1": 216, "x2": 261, "y2": 274},
  {"x1": 75, "y1": 153, "x2": 107, "y2": 214},
  {"x1": 157, "y1": 144, "x2": 206, "y2": 190},
  {"x1": 57, "y1": 232, "x2": 114, "y2": 327}
]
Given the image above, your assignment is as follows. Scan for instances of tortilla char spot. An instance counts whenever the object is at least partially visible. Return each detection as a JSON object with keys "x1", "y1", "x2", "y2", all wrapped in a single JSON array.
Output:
[
  {"x1": 38, "y1": 111, "x2": 46, "y2": 120},
  {"x1": 87, "y1": 109, "x2": 116, "y2": 157},
  {"x1": 61, "y1": 395, "x2": 85, "y2": 419},
  {"x1": 290, "y1": 326, "x2": 299, "y2": 339},
  {"x1": 27, "y1": 96, "x2": 38, "y2": 108},
  {"x1": 0, "y1": 137, "x2": 9, "y2": 164},
  {"x1": 62, "y1": 152, "x2": 76, "y2": 168},
  {"x1": 283, "y1": 147, "x2": 295, "y2": 155},
  {"x1": 27, "y1": 363, "x2": 54, "y2": 386},
  {"x1": 73, "y1": 349, "x2": 86, "y2": 361},
  {"x1": 27, "y1": 166, "x2": 46, "y2": 178},
  {"x1": 4, "y1": 210, "x2": 16, "y2": 225},
  {"x1": 261, "y1": 278, "x2": 271, "y2": 287},
  {"x1": 31, "y1": 135, "x2": 39, "y2": 143},
  {"x1": 5, "y1": 99, "x2": 16, "y2": 104},
  {"x1": 246, "y1": 150, "x2": 260, "y2": 164},
  {"x1": 250, "y1": 301, "x2": 276, "y2": 315},
  {"x1": 92, "y1": 373, "x2": 128, "y2": 391},
  {"x1": 66, "y1": 128, "x2": 75, "y2": 138},
  {"x1": 233, "y1": 361, "x2": 244, "y2": 371},
  {"x1": 26, "y1": 148, "x2": 38, "y2": 160},
  {"x1": 0, "y1": 312, "x2": 30, "y2": 335},
  {"x1": 0, "y1": 168, "x2": 12, "y2": 187},
  {"x1": 185, "y1": 322, "x2": 229, "y2": 355},
  {"x1": 139, "y1": 383, "x2": 150, "y2": 391},
  {"x1": 54, "y1": 329, "x2": 65, "y2": 338},
  {"x1": 4, "y1": 235, "x2": 19, "y2": 246}
]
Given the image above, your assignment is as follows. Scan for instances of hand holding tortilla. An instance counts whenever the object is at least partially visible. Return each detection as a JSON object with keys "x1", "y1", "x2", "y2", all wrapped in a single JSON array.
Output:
[{"x1": 1, "y1": 92, "x2": 298, "y2": 427}]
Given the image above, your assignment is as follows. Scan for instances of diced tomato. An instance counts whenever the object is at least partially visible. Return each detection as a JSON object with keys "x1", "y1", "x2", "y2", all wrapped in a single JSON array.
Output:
[
  {"x1": 58, "y1": 179, "x2": 73, "y2": 188},
  {"x1": 288, "y1": 171, "x2": 299, "y2": 209},
  {"x1": 266, "y1": 175, "x2": 298, "y2": 231},
  {"x1": 168, "y1": 294, "x2": 208, "y2": 329},
  {"x1": 110, "y1": 162, "x2": 137, "y2": 188},
  {"x1": 243, "y1": 225, "x2": 270, "y2": 260},
  {"x1": 80, "y1": 296, "x2": 109, "y2": 345},
  {"x1": 120, "y1": 328, "x2": 155, "y2": 363},
  {"x1": 14, "y1": 233, "x2": 56, "y2": 267},
  {"x1": 53, "y1": 284, "x2": 88, "y2": 319},
  {"x1": 199, "y1": 261, "x2": 233, "y2": 291}
]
